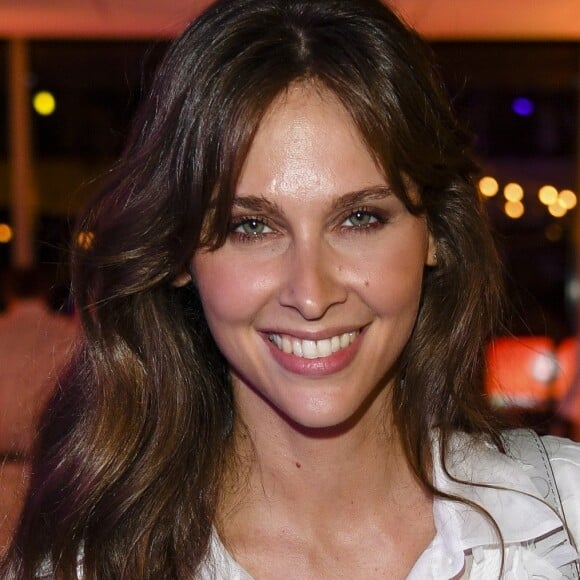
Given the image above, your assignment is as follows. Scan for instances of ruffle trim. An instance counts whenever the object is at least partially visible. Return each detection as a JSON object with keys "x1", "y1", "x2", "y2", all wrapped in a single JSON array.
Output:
[{"x1": 429, "y1": 432, "x2": 579, "y2": 578}]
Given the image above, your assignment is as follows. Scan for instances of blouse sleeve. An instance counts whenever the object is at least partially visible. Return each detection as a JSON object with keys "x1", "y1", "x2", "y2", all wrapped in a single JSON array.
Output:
[{"x1": 542, "y1": 435, "x2": 580, "y2": 548}]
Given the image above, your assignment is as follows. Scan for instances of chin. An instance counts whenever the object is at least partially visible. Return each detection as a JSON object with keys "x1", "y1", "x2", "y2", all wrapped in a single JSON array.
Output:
[{"x1": 276, "y1": 391, "x2": 383, "y2": 435}]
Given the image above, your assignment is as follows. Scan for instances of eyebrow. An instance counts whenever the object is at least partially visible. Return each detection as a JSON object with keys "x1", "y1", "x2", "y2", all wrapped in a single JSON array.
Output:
[
  {"x1": 231, "y1": 186, "x2": 396, "y2": 215},
  {"x1": 330, "y1": 186, "x2": 395, "y2": 213}
]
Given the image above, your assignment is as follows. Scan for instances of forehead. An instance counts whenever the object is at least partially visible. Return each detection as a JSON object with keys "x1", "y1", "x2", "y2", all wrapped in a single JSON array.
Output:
[{"x1": 235, "y1": 83, "x2": 387, "y2": 201}]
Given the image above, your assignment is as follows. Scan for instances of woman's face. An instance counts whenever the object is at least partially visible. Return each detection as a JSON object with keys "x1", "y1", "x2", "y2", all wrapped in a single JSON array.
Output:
[{"x1": 192, "y1": 85, "x2": 435, "y2": 432}]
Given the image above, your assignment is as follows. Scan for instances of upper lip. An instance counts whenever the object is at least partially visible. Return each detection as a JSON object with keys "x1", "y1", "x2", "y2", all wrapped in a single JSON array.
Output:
[{"x1": 259, "y1": 325, "x2": 367, "y2": 341}]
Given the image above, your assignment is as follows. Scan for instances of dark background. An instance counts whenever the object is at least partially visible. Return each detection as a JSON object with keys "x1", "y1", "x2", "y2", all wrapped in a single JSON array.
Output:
[{"x1": 0, "y1": 40, "x2": 577, "y2": 337}]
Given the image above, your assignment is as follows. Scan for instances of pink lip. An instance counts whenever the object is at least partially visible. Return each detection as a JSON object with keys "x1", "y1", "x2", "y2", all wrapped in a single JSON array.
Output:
[{"x1": 261, "y1": 328, "x2": 365, "y2": 377}]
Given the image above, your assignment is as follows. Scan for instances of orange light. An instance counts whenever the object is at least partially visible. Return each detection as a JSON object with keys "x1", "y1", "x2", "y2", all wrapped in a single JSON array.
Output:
[
  {"x1": 0, "y1": 223, "x2": 13, "y2": 243},
  {"x1": 558, "y1": 189, "x2": 577, "y2": 210},
  {"x1": 486, "y1": 337, "x2": 557, "y2": 407},
  {"x1": 76, "y1": 231, "x2": 94, "y2": 250},
  {"x1": 553, "y1": 338, "x2": 576, "y2": 400},
  {"x1": 539, "y1": 185, "x2": 558, "y2": 206},
  {"x1": 548, "y1": 203, "x2": 566, "y2": 218},
  {"x1": 504, "y1": 182, "x2": 524, "y2": 202},
  {"x1": 479, "y1": 176, "x2": 499, "y2": 198},
  {"x1": 504, "y1": 200, "x2": 524, "y2": 219}
]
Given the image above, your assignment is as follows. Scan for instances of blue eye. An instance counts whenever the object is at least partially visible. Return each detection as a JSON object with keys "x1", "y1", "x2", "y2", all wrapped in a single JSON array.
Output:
[
  {"x1": 232, "y1": 218, "x2": 273, "y2": 236},
  {"x1": 343, "y1": 210, "x2": 379, "y2": 227}
]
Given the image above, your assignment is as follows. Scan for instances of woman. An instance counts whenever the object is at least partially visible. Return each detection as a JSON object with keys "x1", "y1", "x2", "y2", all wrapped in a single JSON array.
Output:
[{"x1": 4, "y1": 0, "x2": 580, "y2": 578}]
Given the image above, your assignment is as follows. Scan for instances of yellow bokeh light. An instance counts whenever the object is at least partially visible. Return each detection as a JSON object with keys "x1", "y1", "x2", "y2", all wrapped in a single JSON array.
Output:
[
  {"x1": 32, "y1": 90, "x2": 56, "y2": 116},
  {"x1": 504, "y1": 200, "x2": 524, "y2": 219},
  {"x1": 503, "y1": 182, "x2": 524, "y2": 202},
  {"x1": 538, "y1": 185, "x2": 558, "y2": 206},
  {"x1": 76, "y1": 231, "x2": 94, "y2": 250},
  {"x1": 548, "y1": 202, "x2": 566, "y2": 218},
  {"x1": 478, "y1": 176, "x2": 499, "y2": 197},
  {"x1": 0, "y1": 223, "x2": 13, "y2": 243},
  {"x1": 558, "y1": 189, "x2": 577, "y2": 210}
]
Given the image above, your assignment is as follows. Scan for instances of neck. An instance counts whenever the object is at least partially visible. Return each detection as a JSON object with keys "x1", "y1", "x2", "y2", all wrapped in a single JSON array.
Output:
[{"x1": 218, "y1": 383, "x2": 427, "y2": 538}]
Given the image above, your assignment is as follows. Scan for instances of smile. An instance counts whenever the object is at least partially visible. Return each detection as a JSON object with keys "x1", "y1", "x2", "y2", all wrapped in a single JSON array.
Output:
[{"x1": 267, "y1": 331, "x2": 360, "y2": 359}]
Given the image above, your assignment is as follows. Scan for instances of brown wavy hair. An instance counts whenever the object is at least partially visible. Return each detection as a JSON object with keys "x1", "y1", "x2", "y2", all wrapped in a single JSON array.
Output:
[{"x1": 3, "y1": 0, "x2": 504, "y2": 577}]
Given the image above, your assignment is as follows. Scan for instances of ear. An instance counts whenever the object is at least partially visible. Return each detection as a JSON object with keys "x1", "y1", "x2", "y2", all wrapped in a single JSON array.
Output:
[
  {"x1": 173, "y1": 270, "x2": 192, "y2": 287},
  {"x1": 426, "y1": 232, "x2": 438, "y2": 266}
]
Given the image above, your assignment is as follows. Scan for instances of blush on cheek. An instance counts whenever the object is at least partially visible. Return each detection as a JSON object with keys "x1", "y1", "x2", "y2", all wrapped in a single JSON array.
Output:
[{"x1": 194, "y1": 258, "x2": 277, "y2": 326}]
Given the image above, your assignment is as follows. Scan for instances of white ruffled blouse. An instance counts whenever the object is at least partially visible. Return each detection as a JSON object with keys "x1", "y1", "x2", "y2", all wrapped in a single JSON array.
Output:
[{"x1": 201, "y1": 434, "x2": 580, "y2": 579}]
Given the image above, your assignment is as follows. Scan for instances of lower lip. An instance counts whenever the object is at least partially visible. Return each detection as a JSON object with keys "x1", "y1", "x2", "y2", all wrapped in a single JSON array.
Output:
[{"x1": 262, "y1": 330, "x2": 364, "y2": 377}]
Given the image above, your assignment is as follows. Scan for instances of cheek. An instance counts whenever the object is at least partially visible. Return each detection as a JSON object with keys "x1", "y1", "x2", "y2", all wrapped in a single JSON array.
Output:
[
  {"x1": 364, "y1": 267, "x2": 424, "y2": 322},
  {"x1": 349, "y1": 232, "x2": 427, "y2": 316},
  {"x1": 192, "y1": 252, "x2": 275, "y2": 327}
]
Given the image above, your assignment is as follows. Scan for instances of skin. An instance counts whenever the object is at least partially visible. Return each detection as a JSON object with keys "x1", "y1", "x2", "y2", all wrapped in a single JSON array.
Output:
[{"x1": 190, "y1": 84, "x2": 437, "y2": 578}]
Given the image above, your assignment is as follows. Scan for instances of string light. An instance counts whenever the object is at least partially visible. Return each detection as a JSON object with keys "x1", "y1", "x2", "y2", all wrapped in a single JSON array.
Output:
[{"x1": 479, "y1": 175, "x2": 576, "y2": 218}]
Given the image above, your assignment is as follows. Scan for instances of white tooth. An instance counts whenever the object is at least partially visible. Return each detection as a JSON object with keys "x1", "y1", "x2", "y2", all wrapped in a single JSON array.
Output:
[
  {"x1": 282, "y1": 336, "x2": 293, "y2": 353},
  {"x1": 292, "y1": 339, "x2": 303, "y2": 357},
  {"x1": 302, "y1": 340, "x2": 318, "y2": 359},
  {"x1": 339, "y1": 333, "x2": 350, "y2": 348},
  {"x1": 274, "y1": 334, "x2": 283, "y2": 349},
  {"x1": 331, "y1": 336, "x2": 341, "y2": 353},
  {"x1": 317, "y1": 338, "x2": 332, "y2": 357},
  {"x1": 348, "y1": 331, "x2": 357, "y2": 344}
]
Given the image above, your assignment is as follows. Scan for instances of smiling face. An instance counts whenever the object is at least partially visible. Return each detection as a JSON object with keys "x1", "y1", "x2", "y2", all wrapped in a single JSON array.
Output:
[{"x1": 192, "y1": 84, "x2": 435, "y2": 433}]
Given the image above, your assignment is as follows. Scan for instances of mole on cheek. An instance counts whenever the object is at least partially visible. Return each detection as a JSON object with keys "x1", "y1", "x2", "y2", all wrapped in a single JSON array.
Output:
[{"x1": 364, "y1": 280, "x2": 369, "y2": 287}]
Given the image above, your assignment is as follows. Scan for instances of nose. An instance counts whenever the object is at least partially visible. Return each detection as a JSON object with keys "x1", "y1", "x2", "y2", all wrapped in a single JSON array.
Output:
[{"x1": 278, "y1": 240, "x2": 348, "y2": 320}]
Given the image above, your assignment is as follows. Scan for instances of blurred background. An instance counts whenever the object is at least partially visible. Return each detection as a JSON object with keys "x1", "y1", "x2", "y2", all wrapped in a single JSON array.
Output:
[{"x1": 1, "y1": 0, "x2": 580, "y2": 546}]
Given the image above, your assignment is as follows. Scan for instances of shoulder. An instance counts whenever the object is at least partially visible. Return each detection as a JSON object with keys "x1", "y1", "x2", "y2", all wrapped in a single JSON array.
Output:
[
  {"x1": 539, "y1": 435, "x2": 580, "y2": 545},
  {"x1": 436, "y1": 430, "x2": 580, "y2": 544},
  {"x1": 434, "y1": 431, "x2": 580, "y2": 577},
  {"x1": 540, "y1": 433, "x2": 580, "y2": 476}
]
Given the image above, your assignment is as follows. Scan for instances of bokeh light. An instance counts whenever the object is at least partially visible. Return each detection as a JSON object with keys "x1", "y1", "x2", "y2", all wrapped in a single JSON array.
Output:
[
  {"x1": 32, "y1": 90, "x2": 56, "y2": 116},
  {"x1": 0, "y1": 223, "x2": 13, "y2": 243},
  {"x1": 478, "y1": 176, "x2": 499, "y2": 197},
  {"x1": 504, "y1": 200, "x2": 524, "y2": 219},
  {"x1": 76, "y1": 231, "x2": 94, "y2": 250},
  {"x1": 538, "y1": 185, "x2": 558, "y2": 206},
  {"x1": 548, "y1": 202, "x2": 566, "y2": 218},
  {"x1": 512, "y1": 97, "x2": 534, "y2": 117},
  {"x1": 503, "y1": 182, "x2": 524, "y2": 202},
  {"x1": 558, "y1": 189, "x2": 577, "y2": 210}
]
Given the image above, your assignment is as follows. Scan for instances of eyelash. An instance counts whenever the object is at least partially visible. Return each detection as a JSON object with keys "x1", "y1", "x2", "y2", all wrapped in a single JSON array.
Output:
[
  {"x1": 339, "y1": 207, "x2": 387, "y2": 231},
  {"x1": 228, "y1": 216, "x2": 276, "y2": 243},
  {"x1": 228, "y1": 208, "x2": 388, "y2": 243}
]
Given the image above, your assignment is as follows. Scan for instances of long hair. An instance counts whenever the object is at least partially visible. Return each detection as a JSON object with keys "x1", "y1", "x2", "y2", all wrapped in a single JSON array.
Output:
[{"x1": 3, "y1": 0, "x2": 504, "y2": 577}]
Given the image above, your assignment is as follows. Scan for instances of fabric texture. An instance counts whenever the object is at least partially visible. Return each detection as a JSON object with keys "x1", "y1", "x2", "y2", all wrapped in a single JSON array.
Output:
[{"x1": 201, "y1": 433, "x2": 580, "y2": 579}]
